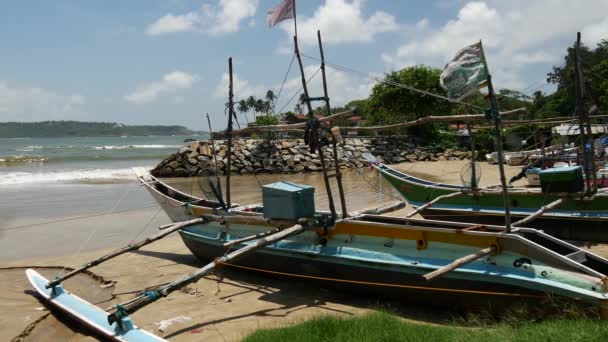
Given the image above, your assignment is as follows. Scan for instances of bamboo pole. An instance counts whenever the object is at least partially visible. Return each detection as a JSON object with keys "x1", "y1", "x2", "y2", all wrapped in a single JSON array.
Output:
[
  {"x1": 405, "y1": 191, "x2": 465, "y2": 218},
  {"x1": 422, "y1": 246, "x2": 496, "y2": 282},
  {"x1": 46, "y1": 217, "x2": 205, "y2": 289},
  {"x1": 486, "y1": 73, "x2": 512, "y2": 232},
  {"x1": 226, "y1": 57, "x2": 235, "y2": 208},
  {"x1": 511, "y1": 199, "x2": 563, "y2": 227},
  {"x1": 318, "y1": 30, "x2": 348, "y2": 219},
  {"x1": 231, "y1": 109, "x2": 356, "y2": 135},
  {"x1": 338, "y1": 108, "x2": 526, "y2": 132},
  {"x1": 355, "y1": 201, "x2": 406, "y2": 216},
  {"x1": 107, "y1": 224, "x2": 305, "y2": 325}
]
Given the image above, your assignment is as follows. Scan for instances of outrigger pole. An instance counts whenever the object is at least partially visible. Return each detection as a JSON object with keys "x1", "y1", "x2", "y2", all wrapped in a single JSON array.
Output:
[
  {"x1": 45, "y1": 218, "x2": 205, "y2": 289},
  {"x1": 107, "y1": 222, "x2": 306, "y2": 325}
]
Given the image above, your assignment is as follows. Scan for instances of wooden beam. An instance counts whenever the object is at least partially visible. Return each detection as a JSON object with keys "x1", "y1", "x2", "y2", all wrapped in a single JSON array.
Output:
[
  {"x1": 339, "y1": 108, "x2": 526, "y2": 132},
  {"x1": 231, "y1": 109, "x2": 357, "y2": 135},
  {"x1": 511, "y1": 199, "x2": 563, "y2": 227},
  {"x1": 406, "y1": 191, "x2": 464, "y2": 218},
  {"x1": 355, "y1": 201, "x2": 406, "y2": 216},
  {"x1": 422, "y1": 246, "x2": 496, "y2": 282}
]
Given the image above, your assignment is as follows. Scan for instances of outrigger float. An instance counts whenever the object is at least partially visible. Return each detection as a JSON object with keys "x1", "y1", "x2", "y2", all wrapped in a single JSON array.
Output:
[{"x1": 26, "y1": 20, "x2": 608, "y2": 341}]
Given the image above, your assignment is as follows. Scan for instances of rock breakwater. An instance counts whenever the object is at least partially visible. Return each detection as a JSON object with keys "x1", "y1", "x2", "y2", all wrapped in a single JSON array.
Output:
[{"x1": 151, "y1": 137, "x2": 470, "y2": 177}]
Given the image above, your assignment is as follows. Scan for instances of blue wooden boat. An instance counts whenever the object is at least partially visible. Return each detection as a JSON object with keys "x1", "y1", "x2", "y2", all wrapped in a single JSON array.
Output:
[{"x1": 139, "y1": 172, "x2": 608, "y2": 308}]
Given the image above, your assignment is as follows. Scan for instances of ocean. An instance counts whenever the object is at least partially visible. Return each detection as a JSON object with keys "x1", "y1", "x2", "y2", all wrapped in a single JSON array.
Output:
[
  {"x1": 0, "y1": 135, "x2": 208, "y2": 260},
  {"x1": 0, "y1": 135, "x2": 207, "y2": 185}
]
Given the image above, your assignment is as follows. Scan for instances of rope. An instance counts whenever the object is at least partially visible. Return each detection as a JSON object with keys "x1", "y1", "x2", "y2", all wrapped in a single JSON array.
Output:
[
  {"x1": 56, "y1": 182, "x2": 137, "y2": 278},
  {"x1": 273, "y1": 53, "x2": 297, "y2": 113},
  {"x1": 276, "y1": 68, "x2": 322, "y2": 114},
  {"x1": 1, "y1": 204, "x2": 161, "y2": 232},
  {"x1": 299, "y1": 53, "x2": 484, "y2": 110},
  {"x1": 219, "y1": 262, "x2": 544, "y2": 299}
]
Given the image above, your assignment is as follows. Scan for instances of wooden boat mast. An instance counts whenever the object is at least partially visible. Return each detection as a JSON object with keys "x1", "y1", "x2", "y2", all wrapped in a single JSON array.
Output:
[
  {"x1": 226, "y1": 57, "x2": 235, "y2": 208},
  {"x1": 293, "y1": 29, "x2": 349, "y2": 219},
  {"x1": 466, "y1": 121, "x2": 478, "y2": 189},
  {"x1": 574, "y1": 32, "x2": 598, "y2": 195},
  {"x1": 483, "y1": 48, "x2": 512, "y2": 232}
]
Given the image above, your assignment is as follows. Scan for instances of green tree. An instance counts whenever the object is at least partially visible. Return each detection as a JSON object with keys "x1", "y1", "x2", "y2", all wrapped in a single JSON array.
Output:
[{"x1": 367, "y1": 65, "x2": 452, "y2": 141}]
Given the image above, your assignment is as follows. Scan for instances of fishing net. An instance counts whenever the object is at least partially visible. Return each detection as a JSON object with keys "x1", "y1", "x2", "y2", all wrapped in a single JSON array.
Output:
[{"x1": 460, "y1": 161, "x2": 482, "y2": 188}]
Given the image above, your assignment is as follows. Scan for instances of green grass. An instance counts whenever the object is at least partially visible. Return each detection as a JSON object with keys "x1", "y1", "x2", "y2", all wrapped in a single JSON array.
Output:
[{"x1": 243, "y1": 311, "x2": 608, "y2": 342}]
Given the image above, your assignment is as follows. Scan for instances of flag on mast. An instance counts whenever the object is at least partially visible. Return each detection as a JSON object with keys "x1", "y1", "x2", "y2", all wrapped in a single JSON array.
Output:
[
  {"x1": 440, "y1": 42, "x2": 488, "y2": 101},
  {"x1": 267, "y1": 0, "x2": 295, "y2": 27}
]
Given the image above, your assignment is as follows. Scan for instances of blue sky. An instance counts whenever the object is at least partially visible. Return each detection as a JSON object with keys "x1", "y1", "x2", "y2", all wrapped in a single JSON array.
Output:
[{"x1": 1, "y1": 0, "x2": 607, "y2": 130}]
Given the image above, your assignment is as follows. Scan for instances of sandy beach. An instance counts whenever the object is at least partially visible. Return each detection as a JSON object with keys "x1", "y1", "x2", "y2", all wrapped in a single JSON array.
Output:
[{"x1": 2, "y1": 160, "x2": 607, "y2": 341}]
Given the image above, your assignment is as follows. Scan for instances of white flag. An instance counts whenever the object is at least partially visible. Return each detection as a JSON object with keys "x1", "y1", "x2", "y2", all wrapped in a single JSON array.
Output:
[{"x1": 267, "y1": 0, "x2": 295, "y2": 27}]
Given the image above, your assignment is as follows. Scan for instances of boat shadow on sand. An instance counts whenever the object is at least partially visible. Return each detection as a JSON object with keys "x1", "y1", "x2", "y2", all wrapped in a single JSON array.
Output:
[{"x1": 130, "y1": 249, "x2": 455, "y2": 339}]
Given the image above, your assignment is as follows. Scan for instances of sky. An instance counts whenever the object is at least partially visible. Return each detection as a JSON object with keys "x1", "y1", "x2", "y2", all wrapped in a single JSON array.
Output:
[{"x1": 0, "y1": 0, "x2": 607, "y2": 130}]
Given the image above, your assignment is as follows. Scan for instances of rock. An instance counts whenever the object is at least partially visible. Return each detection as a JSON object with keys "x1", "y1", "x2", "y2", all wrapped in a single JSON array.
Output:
[
  {"x1": 188, "y1": 150, "x2": 199, "y2": 159},
  {"x1": 188, "y1": 158, "x2": 198, "y2": 165},
  {"x1": 189, "y1": 141, "x2": 200, "y2": 151},
  {"x1": 167, "y1": 161, "x2": 180, "y2": 169},
  {"x1": 179, "y1": 146, "x2": 189, "y2": 154},
  {"x1": 198, "y1": 144, "x2": 211, "y2": 156}
]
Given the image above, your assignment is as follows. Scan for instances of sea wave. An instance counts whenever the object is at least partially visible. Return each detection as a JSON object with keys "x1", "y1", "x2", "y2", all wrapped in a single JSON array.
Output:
[
  {"x1": 93, "y1": 144, "x2": 181, "y2": 150},
  {"x1": 0, "y1": 155, "x2": 48, "y2": 164},
  {"x1": 0, "y1": 167, "x2": 146, "y2": 185},
  {"x1": 17, "y1": 144, "x2": 180, "y2": 151}
]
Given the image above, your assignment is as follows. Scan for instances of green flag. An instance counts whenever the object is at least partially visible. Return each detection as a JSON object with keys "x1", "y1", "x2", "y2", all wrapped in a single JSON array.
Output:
[{"x1": 440, "y1": 42, "x2": 488, "y2": 101}]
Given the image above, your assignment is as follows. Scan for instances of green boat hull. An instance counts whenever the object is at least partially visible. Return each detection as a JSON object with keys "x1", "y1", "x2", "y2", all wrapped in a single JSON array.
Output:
[{"x1": 376, "y1": 164, "x2": 608, "y2": 242}]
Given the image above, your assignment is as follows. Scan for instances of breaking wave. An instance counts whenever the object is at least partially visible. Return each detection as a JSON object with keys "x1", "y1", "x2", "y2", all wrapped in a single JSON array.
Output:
[
  {"x1": 0, "y1": 155, "x2": 48, "y2": 164},
  {"x1": 0, "y1": 167, "x2": 146, "y2": 185},
  {"x1": 17, "y1": 144, "x2": 180, "y2": 151}
]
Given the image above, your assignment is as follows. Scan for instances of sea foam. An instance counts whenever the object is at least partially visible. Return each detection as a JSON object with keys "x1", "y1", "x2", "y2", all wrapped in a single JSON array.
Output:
[{"x1": 0, "y1": 167, "x2": 147, "y2": 185}]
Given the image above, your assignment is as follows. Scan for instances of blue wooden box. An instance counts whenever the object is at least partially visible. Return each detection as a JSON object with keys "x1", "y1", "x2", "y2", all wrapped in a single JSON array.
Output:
[{"x1": 262, "y1": 181, "x2": 315, "y2": 220}]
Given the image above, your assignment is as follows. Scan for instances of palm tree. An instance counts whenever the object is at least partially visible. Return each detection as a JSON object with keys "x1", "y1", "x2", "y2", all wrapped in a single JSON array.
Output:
[
  {"x1": 294, "y1": 103, "x2": 303, "y2": 114},
  {"x1": 265, "y1": 90, "x2": 276, "y2": 113},
  {"x1": 237, "y1": 99, "x2": 250, "y2": 123},
  {"x1": 246, "y1": 96, "x2": 257, "y2": 120}
]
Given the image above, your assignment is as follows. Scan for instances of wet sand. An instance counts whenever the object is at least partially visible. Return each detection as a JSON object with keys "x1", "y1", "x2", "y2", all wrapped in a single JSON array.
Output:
[{"x1": 2, "y1": 160, "x2": 607, "y2": 341}]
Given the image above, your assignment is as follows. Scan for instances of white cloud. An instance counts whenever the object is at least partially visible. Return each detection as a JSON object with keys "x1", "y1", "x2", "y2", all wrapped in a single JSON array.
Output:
[
  {"x1": 0, "y1": 81, "x2": 87, "y2": 121},
  {"x1": 583, "y1": 16, "x2": 608, "y2": 46},
  {"x1": 146, "y1": 0, "x2": 259, "y2": 36},
  {"x1": 145, "y1": 13, "x2": 199, "y2": 35},
  {"x1": 125, "y1": 71, "x2": 199, "y2": 104},
  {"x1": 382, "y1": 1, "x2": 608, "y2": 91},
  {"x1": 280, "y1": 0, "x2": 398, "y2": 46}
]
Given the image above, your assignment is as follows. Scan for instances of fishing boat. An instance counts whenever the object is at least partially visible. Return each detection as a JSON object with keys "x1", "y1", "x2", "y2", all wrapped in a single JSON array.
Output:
[
  {"x1": 370, "y1": 160, "x2": 608, "y2": 242},
  {"x1": 136, "y1": 167, "x2": 608, "y2": 306}
]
